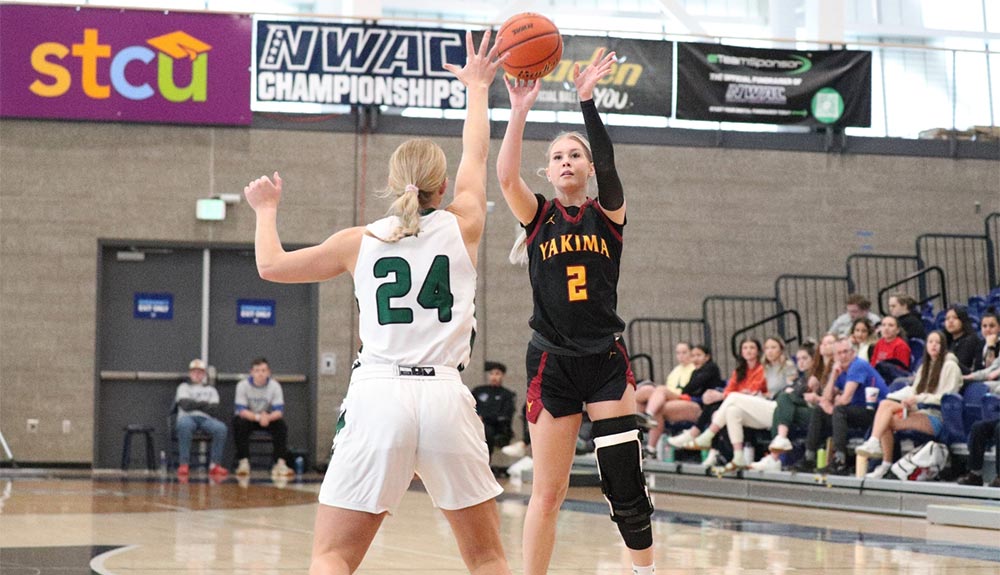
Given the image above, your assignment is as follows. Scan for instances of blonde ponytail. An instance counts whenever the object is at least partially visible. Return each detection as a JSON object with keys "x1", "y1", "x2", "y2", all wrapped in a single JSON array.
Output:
[
  {"x1": 378, "y1": 139, "x2": 447, "y2": 243},
  {"x1": 509, "y1": 228, "x2": 528, "y2": 265}
]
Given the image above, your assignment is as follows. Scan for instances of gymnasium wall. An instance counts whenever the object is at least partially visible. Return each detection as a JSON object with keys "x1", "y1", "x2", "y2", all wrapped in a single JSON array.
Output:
[{"x1": 1, "y1": 118, "x2": 997, "y2": 464}]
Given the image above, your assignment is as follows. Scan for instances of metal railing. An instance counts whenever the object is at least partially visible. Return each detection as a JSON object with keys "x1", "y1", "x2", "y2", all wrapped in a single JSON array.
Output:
[
  {"x1": 916, "y1": 234, "x2": 993, "y2": 304},
  {"x1": 877, "y1": 266, "x2": 949, "y2": 318},
  {"x1": 774, "y1": 274, "x2": 850, "y2": 341},
  {"x1": 625, "y1": 318, "x2": 705, "y2": 384},
  {"x1": 703, "y1": 296, "x2": 781, "y2": 377},
  {"x1": 628, "y1": 353, "x2": 655, "y2": 384},
  {"x1": 986, "y1": 212, "x2": 1000, "y2": 289},
  {"x1": 846, "y1": 254, "x2": 925, "y2": 311},
  {"x1": 731, "y1": 310, "x2": 803, "y2": 361}
]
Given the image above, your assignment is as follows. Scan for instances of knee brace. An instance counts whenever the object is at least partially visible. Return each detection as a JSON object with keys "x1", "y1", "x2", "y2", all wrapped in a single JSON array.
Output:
[{"x1": 592, "y1": 415, "x2": 654, "y2": 550}]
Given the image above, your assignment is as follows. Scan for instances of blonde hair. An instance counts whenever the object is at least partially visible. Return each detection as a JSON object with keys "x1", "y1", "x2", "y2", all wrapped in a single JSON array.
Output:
[
  {"x1": 378, "y1": 139, "x2": 447, "y2": 243},
  {"x1": 510, "y1": 132, "x2": 594, "y2": 265}
]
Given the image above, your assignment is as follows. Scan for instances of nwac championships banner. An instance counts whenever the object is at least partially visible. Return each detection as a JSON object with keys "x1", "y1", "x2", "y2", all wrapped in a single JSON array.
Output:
[{"x1": 677, "y1": 42, "x2": 872, "y2": 128}]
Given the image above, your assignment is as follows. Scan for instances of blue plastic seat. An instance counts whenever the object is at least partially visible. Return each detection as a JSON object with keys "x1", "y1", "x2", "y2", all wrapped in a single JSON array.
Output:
[
  {"x1": 968, "y1": 296, "x2": 988, "y2": 316},
  {"x1": 962, "y1": 382, "x2": 990, "y2": 436},
  {"x1": 939, "y1": 393, "x2": 966, "y2": 444},
  {"x1": 982, "y1": 393, "x2": 999, "y2": 421},
  {"x1": 908, "y1": 338, "x2": 925, "y2": 372}
]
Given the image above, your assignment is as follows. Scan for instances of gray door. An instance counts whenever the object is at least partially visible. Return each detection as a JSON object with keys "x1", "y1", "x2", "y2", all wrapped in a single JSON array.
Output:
[{"x1": 95, "y1": 242, "x2": 317, "y2": 469}]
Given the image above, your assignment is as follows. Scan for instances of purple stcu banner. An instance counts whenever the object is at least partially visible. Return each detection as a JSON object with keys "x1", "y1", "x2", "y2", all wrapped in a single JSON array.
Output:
[{"x1": 0, "y1": 5, "x2": 252, "y2": 125}]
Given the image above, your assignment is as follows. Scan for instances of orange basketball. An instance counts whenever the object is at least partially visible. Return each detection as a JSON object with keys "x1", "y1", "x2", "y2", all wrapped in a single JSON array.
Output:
[{"x1": 495, "y1": 13, "x2": 563, "y2": 80}]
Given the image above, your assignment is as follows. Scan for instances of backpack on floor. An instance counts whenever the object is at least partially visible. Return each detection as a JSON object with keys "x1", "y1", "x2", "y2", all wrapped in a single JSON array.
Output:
[{"x1": 890, "y1": 441, "x2": 949, "y2": 481}]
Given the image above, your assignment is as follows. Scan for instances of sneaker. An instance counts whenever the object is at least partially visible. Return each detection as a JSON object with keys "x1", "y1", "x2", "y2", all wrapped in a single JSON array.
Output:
[
  {"x1": 501, "y1": 440, "x2": 527, "y2": 458},
  {"x1": 768, "y1": 436, "x2": 793, "y2": 452},
  {"x1": 236, "y1": 458, "x2": 251, "y2": 476},
  {"x1": 956, "y1": 472, "x2": 984, "y2": 486},
  {"x1": 209, "y1": 464, "x2": 229, "y2": 479},
  {"x1": 866, "y1": 462, "x2": 892, "y2": 479},
  {"x1": 855, "y1": 438, "x2": 882, "y2": 459},
  {"x1": 667, "y1": 429, "x2": 695, "y2": 448},
  {"x1": 176, "y1": 464, "x2": 190, "y2": 478},
  {"x1": 271, "y1": 458, "x2": 294, "y2": 477},
  {"x1": 701, "y1": 449, "x2": 719, "y2": 467},
  {"x1": 828, "y1": 461, "x2": 850, "y2": 476},
  {"x1": 636, "y1": 412, "x2": 658, "y2": 430},
  {"x1": 990, "y1": 477, "x2": 1000, "y2": 488},
  {"x1": 749, "y1": 455, "x2": 782, "y2": 472}
]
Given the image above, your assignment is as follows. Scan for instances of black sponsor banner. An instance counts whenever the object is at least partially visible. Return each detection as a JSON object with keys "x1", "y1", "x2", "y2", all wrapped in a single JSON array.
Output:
[
  {"x1": 677, "y1": 42, "x2": 871, "y2": 127},
  {"x1": 489, "y1": 34, "x2": 672, "y2": 116},
  {"x1": 253, "y1": 18, "x2": 470, "y2": 111}
]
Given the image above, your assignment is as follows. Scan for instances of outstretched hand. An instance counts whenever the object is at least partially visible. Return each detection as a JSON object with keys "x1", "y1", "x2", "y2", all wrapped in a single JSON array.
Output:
[
  {"x1": 244, "y1": 172, "x2": 282, "y2": 212},
  {"x1": 444, "y1": 29, "x2": 507, "y2": 89},
  {"x1": 573, "y1": 48, "x2": 616, "y2": 101},
  {"x1": 504, "y1": 76, "x2": 542, "y2": 112}
]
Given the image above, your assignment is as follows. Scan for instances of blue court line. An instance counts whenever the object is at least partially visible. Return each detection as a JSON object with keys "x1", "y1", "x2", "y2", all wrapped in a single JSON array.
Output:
[{"x1": 498, "y1": 493, "x2": 1000, "y2": 564}]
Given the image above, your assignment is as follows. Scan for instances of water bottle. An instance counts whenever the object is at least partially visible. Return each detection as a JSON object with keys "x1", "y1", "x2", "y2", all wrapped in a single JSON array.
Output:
[
  {"x1": 158, "y1": 450, "x2": 167, "y2": 476},
  {"x1": 294, "y1": 456, "x2": 305, "y2": 476},
  {"x1": 816, "y1": 447, "x2": 828, "y2": 470},
  {"x1": 656, "y1": 436, "x2": 674, "y2": 462}
]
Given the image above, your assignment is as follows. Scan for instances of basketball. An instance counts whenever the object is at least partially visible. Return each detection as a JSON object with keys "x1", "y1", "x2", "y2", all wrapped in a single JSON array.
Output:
[{"x1": 495, "y1": 12, "x2": 563, "y2": 80}]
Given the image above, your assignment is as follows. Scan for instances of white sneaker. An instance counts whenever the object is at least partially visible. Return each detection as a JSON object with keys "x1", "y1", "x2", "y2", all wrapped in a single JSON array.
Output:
[
  {"x1": 506, "y1": 456, "x2": 533, "y2": 482},
  {"x1": 271, "y1": 458, "x2": 294, "y2": 477},
  {"x1": 501, "y1": 440, "x2": 527, "y2": 458},
  {"x1": 866, "y1": 462, "x2": 892, "y2": 479},
  {"x1": 768, "y1": 436, "x2": 793, "y2": 452},
  {"x1": 236, "y1": 458, "x2": 251, "y2": 476},
  {"x1": 749, "y1": 455, "x2": 782, "y2": 472},
  {"x1": 667, "y1": 429, "x2": 695, "y2": 448},
  {"x1": 701, "y1": 449, "x2": 719, "y2": 467},
  {"x1": 856, "y1": 438, "x2": 883, "y2": 459}
]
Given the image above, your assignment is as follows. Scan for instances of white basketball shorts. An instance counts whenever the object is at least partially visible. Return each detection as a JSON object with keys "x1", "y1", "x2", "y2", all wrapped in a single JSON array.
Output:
[{"x1": 318, "y1": 364, "x2": 503, "y2": 514}]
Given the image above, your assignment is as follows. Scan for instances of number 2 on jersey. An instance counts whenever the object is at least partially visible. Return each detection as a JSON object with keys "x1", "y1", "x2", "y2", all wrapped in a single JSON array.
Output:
[
  {"x1": 566, "y1": 265, "x2": 588, "y2": 301},
  {"x1": 374, "y1": 255, "x2": 454, "y2": 324}
]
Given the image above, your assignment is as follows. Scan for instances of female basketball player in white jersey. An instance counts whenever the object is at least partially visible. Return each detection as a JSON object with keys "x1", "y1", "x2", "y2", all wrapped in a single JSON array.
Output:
[
  {"x1": 244, "y1": 32, "x2": 511, "y2": 575},
  {"x1": 497, "y1": 50, "x2": 656, "y2": 575}
]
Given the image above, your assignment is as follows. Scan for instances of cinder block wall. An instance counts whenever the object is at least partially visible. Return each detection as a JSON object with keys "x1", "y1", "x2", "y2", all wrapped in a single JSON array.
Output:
[{"x1": 1, "y1": 118, "x2": 997, "y2": 464}]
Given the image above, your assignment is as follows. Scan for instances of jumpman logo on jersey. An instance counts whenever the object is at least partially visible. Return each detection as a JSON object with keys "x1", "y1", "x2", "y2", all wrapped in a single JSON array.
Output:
[
  {"x1": 609, "y1": 349, "x2": 617, "y2": 359},
  {"x1": 545, "y1": 214, "x2": 556, "y2": 225}
]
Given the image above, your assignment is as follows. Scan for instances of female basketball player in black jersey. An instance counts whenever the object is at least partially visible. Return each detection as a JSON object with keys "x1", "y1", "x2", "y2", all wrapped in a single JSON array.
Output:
[{"x1": 497, "y1": 49, "x2": 656, "y2": 575}]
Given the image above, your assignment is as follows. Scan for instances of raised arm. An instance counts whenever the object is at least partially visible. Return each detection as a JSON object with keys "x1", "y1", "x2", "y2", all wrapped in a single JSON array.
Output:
[
  {"x1": 574, "y1": 48, "x2": 625, "y2": 224},
  {"x1": 497, "y1": 78, "x2": 543, "y2": 225},
  {"x1": 244, "y1": 172, "x2": 364, "y2": 283},
  {"x1": 443, "y1": 30, "x2": 505, "y2": 259}
]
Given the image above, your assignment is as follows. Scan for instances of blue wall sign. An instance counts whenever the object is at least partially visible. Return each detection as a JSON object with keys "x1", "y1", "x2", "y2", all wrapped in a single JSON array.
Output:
[
  {"x1": 237, "y1": 299, "x2": 276, "y2": 325},
  {"x1": 134, "y1": 293, "x2": 173, "y2": 320}
]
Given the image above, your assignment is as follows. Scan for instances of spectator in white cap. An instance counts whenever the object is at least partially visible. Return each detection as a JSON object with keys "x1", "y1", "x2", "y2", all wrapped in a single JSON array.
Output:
[{"x1": 174, "y1": 359, "x2": 228, "y2": 479}]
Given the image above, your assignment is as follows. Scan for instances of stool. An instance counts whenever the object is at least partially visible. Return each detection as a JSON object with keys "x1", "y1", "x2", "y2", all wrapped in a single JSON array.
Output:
[
  {"x1": 121, "y1": 424, "x2": 155, "y2": 471},
  {"x1": 248, "y1": 430, "x2": 274, "y2": 469}
]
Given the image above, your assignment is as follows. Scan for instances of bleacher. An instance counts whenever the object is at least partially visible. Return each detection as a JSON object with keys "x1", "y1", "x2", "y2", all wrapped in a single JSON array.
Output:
[{"x1": 602, "y1": 212, "x2": 1000, "y2": 522}]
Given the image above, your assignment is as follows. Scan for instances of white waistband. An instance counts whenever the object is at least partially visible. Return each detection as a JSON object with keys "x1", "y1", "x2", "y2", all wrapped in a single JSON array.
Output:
[{"x1": 351, "y1": 363, "x2": 462, "y2": 381}]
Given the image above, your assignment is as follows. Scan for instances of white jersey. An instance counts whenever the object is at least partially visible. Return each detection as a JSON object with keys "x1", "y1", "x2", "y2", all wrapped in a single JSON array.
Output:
[{"x1": 354, "y1": 209, "x2": 476, "y2": 370}]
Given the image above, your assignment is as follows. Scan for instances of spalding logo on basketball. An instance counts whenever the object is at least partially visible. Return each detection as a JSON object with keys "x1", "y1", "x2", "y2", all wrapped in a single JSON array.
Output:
[{"x1": 495, "y1": 12, "x2": 563, "y2": 80}]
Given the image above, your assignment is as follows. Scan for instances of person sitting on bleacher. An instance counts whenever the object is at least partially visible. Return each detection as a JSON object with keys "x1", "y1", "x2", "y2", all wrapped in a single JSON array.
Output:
[
  {"x1": 976, "y1": 310, "x2": 998, "y2": 368},
  {"x1": 642, "y1": 344, "x2": 721, "y2": 455},
  {"x1": 792, "y1": 336, "x2": 889, "y2": 475},
  {"x1": 869, "y1": 315, "x2": 911, "y2": 383},
  {"x1": 750, "y1": 337, "x2": 829, "y2": 471},
  {"x1": 944, "y1": 305, "x2": 984, "y2": 375},
  {"x1": 957, "y1": 330, "x2": 1000, "y2": 487},
  {"x1": 888, "y1": 292, "x2": 926, "y2": 341},
  {"x1": 829, "y1": 294, "x2": 881, "y2": 338},
  {"x1": 635, "y1": 341, "x2": 694, "y2": 423},
  {"x1": 857, "y1": 330, "x2": 963, "y2": 479},
  {"x1": 667, "y1": 338, "x2": 764, "y2": 468},
  {"x1": 850, "y1": 317, "x2": 876, "y2": 362}
]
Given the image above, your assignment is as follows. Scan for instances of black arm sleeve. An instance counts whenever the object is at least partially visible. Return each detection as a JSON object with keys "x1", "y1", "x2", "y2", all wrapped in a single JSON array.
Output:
[{"x1": 580, "y1": 99, "x2": 624, "y2": 210}]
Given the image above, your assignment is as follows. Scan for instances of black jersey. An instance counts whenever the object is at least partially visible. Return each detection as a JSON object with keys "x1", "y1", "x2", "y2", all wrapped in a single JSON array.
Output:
[{"x1": 524, "y1": 193, "x2": 625, "y2": 355}]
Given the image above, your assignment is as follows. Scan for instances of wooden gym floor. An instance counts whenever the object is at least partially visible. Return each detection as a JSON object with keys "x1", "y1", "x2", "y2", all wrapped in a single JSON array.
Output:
[{"x1": 0, "y1": 469, "x2": 997, "y2": 574}]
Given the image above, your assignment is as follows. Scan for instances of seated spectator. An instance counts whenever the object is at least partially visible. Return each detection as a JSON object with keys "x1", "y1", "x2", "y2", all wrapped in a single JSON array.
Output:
[
  {"x1": 857, "y1": 331, "x2": 963, "y2": 479},
  {"x1": 870, "y1": 315, "x2": 911, "y2": 382},
  {"x1": 751, "y1": 336, "x2": 829, "y2": 471},
  {"x1": 792, "y1": 336, "x2": 888, "y2": 475},
  {"x1": 642, "y1": 344, "x2": 721, "y2": 453},
  {"x1": 956, "y1": 418, "x2": 1000, "y2": 487},
  {"x1": 977, "y1": 311, "x2": 999, "y2": 368},
  {"x1": 888, "y1": 292, "x2": 926, "y2": 340},
  {"x1": 233, "y1": 357, "x2": 294, "y2": 477},
  {"x1": 472, "y1": 361, "x2": 516, "y2": 458},
  {"x1": 173, "y1": 359, "x2": 228, "y2": 479},
  {"x1": 829, "y1": 294, "x2": 881, "y2": 338},
  {"x1": 944, "y1": 305, "x2": 984, "y2": 374},
  {"x1": 851, "y1": 317, "x2": 876, "y2": 362},
  {"x1": 667, "y1": 338, "x2": 771, "y2": 469},
  {"x1": 635, "y1": 342, "x2": 693, "y2": 415}
]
